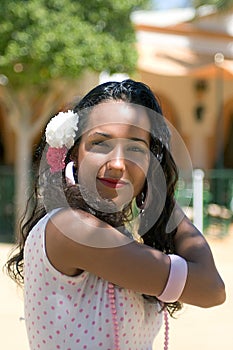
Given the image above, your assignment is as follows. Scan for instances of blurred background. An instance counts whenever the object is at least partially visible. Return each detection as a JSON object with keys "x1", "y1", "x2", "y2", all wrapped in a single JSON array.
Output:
[
  {"x1": 0, "y1": 0, "x2": 232, "y2": 349},
  {"x1": 0, "y1": 0, "x2": 232, "y2": 242}
]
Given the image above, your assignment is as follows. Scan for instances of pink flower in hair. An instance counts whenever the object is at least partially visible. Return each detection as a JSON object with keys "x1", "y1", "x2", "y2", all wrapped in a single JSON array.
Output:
[{"x1": 46, "y1": 146, "x2": 68, "y2": 173}]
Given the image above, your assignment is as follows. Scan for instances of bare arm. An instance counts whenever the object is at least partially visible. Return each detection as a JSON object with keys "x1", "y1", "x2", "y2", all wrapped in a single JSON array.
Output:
[
  {"x1": 45, "y1": 209, "x2": 170, "y2": 296},
  {"x1": 45, "y1": 209, "x2": 225, "y2": 307}
]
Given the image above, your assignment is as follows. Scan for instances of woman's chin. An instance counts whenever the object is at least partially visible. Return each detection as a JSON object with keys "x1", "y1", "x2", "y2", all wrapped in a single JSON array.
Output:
[
  {"x1": 109, "y1": 196, "x2": 132, "y2": 212},
  {"x1": 97, "y1": 185, "x2": 134, "y2": 209}
]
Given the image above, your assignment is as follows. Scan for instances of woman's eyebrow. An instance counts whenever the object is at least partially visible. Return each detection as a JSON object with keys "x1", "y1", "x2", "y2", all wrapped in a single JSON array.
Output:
[
  {"x1": 89, "y1": 132, "x2": 149, "y2": 147},
  {"x1": 89, "y1": 132, "x2": 110, "y2": 139},
  {"x1": 130, "y1": 137, "x2": 149, "y2": 147}
]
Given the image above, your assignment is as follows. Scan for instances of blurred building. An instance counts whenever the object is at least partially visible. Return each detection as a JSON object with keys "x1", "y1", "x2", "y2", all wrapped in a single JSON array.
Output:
[{"x1": 132, "y1": 6, "x2": 233, "y2": 170}]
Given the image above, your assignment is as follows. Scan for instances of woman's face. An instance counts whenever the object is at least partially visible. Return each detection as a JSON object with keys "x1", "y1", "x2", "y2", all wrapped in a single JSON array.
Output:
[{"x1": 74, "y1": 101, "x2": 151, "y2": 209}]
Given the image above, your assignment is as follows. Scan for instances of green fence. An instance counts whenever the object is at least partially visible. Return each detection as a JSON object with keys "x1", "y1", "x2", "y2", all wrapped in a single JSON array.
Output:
[
  {"x1": 177, "y1": 169, "x2": 233, "y2": 238},
  {"x1": 0, "y1": 166, "x2": 15, "y2": 242},
  {"x1": 203, "y1": 169, "x2": 233, "y2": 237},
  {"x1": 0, "y1": 166, "x2": 232, "y2": 242}
]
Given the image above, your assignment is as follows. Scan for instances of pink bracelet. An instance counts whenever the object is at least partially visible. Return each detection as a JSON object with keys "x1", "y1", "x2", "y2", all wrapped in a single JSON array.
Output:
[{"x1": 158, "y1": 254, "x2": 188, "y2": 303}]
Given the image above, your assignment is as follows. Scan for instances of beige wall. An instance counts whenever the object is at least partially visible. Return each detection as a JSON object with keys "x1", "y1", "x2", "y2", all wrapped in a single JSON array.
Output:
[{"x1": 138, "y1": 69, "x2": 233, "y2": 169}]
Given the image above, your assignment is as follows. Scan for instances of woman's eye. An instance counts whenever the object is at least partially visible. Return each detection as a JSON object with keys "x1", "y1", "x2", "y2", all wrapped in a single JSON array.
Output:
[
  {"x1": 90, "y1": 140, "x2": 110, "y2": 152},
  {"x1": 127, "y1": 145, "x2": 147, "y2": 154},
  {"x1": 92, "y1": 140, "x2": 108, "y2": 146}
]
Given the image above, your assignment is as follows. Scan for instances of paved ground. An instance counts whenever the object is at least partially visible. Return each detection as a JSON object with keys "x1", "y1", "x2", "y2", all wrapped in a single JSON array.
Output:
[{"x1": 1, "y1": 226, "x2": 232, "y2": 350}]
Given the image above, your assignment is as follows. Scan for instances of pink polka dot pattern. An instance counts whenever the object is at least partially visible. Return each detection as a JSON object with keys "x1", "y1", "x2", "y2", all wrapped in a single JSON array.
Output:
[{"x1": 24, "y1": 210, "x2": 163, "y2": 349}]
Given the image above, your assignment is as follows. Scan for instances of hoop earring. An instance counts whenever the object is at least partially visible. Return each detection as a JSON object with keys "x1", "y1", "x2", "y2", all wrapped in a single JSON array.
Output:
[
  {"x1": 136, "y1": 182, "x2": 147, "y2": 210},
  {"x1": 65, "y1": 161, "x2": 77, "y2": 185},
  {"x1": 73, "y1": 162, "x2": 78, "y2": 184}
]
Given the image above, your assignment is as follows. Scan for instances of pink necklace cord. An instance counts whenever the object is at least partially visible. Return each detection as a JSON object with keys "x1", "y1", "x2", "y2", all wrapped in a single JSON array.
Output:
[
  {"x1": 108, "y1": 282, "x2": 169, "y2": 350},
  {"x1": 108, "y1": 282, "x2": 120, "y2": 350},
  {"x1": 163, "y1": 308, "x2": 169, "y2": 350}
]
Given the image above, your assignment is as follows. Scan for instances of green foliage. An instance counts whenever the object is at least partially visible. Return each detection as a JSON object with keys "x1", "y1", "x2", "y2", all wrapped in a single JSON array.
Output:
[
  {"x1": 0, "y1": 0, "x2": 148, "y2": 87},
  {"x1": 193, "y1": 0, "x2": 233, "y2": 11}
]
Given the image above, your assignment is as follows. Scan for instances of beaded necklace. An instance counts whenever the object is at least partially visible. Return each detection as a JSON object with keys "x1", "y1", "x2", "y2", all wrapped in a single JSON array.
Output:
[
  {"x1": 108, "y1": 282, "x2": 120, "y2": 350},
  {"x1": 163, "y1": 307, "x2": 169, "y2": 350},
  {"x1": 107, "y1": 282, "x2": 169, "y2": 350}
]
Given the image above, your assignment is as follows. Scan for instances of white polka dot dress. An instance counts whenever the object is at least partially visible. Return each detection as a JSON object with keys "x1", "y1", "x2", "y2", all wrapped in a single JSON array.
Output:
[{"x1": 24, "y1": 210, "x2": 163, "y2": 349}]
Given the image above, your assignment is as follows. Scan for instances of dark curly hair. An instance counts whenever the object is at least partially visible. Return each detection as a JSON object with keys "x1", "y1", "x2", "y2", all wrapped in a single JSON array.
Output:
[{"x1": 6, "y1": 79, "x2": 182, "y2": 315}]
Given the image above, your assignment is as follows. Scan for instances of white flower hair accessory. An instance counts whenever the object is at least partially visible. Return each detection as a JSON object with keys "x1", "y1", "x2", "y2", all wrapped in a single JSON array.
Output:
[
  {"x1": 45, "y1": 110, "x2": 79, "y2": 173},
  {"x1": 46, "y1": 110, "x2": 79, "y2": 148}
]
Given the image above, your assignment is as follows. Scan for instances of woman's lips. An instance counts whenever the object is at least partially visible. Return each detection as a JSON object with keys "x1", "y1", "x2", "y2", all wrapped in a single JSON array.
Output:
[{"x1": 97, "y1": 178, "x2": 128, "y2": 189}]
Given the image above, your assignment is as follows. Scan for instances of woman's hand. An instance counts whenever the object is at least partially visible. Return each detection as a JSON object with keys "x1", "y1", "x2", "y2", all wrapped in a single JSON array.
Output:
[{"x1": 174, "y1": 213, "x2": 226, "y2": 307}]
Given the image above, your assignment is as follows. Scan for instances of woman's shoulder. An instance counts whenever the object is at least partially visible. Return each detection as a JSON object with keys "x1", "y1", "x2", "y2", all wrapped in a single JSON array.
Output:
[
  {"x1": 50, "y1": 207, "x2": 109, "y2": 227},
  {"x1": 46, "y1": 208, "x2": 131, "y2": 248},
  {"x1": 44, "y1": 207, "x2": 133, "y2": 277}
]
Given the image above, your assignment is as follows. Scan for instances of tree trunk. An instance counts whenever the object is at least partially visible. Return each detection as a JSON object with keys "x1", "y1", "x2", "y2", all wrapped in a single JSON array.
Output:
[{"x1": 14, "y1": 115, "x2": 32, "y2": 238}]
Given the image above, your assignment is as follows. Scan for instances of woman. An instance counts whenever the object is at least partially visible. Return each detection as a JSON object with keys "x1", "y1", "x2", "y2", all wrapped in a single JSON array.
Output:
[{"x1": 7, "y1": 80, "x2": 225, "y2": 350}]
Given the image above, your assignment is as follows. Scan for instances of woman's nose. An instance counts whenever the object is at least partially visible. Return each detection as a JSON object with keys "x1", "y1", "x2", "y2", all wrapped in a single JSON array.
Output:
[
  {"x1": 107, "y1": 146, "x2": 126, "y2": 171},
  {"x1": 107, "y1": 157, "x2": 126, "y2": 171}
]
